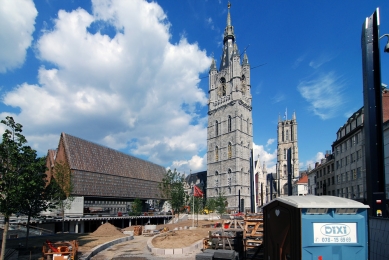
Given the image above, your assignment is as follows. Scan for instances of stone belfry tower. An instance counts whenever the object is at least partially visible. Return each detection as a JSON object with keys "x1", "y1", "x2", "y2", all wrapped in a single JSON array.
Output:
[
  {"x1": 277, "y1": 111, "x2": 299, "y2": 196},
  {"x1": 207, "y1": 3, "x2": 253, "y2": 211}
]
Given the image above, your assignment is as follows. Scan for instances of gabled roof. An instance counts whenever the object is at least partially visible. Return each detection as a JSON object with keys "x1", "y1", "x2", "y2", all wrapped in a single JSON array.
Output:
[
  {"x1": 60, "y1": 132, "x2": 165, "y2": 182},
  {"x1": 296, "y1": 174, "x2": 308, "y2": 184}
]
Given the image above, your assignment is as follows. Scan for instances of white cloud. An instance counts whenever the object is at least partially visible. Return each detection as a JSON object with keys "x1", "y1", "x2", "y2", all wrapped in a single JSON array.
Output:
[
  {"x1": 253, "y1": 142, "x2": 277, "y2": 173},
  {"x1": 266, "y1": 139, "x2": 275, "y2": 147},
  {"x1": 292, "y1": 53, "x2": 307, "y2": 69},
  {"x1": 271, "y1": 92, "x2": 285, "y2": 103},
  {"x1": 297, "y1": 72, "x2": 346, "y2": 120},
  {"x1": 303, "y1": 151, "x2": 325, "y2": 170},
  {"x1": 309, "y1": 53, "x2": 334, "y2": 69},
  {"x1": 171, "y1": 153, "x2": 207, "y2": 174},
  {"x1": 2, "y1": 0, "x2": 212, "y2": 167},
  {"x1": 0, "y1": 0, "x2": 37, "y2": 73}
]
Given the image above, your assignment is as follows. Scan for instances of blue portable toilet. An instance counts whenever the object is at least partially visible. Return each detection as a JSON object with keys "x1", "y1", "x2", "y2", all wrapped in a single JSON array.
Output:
[{"x1": 263, "y1": 196, "x2": 369, "y2": 259}]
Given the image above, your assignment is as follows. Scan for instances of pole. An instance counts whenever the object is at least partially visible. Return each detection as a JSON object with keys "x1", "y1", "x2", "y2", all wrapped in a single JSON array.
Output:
[
  {"x1": 287, "y1": 148, "x2": 292, "y2": 196},
  {"x1": 192, "y1": 185, "x2": 194, "y2": 228},
  {"x1": 361, "y1": 8, "x2": 387, "y2": 218}
]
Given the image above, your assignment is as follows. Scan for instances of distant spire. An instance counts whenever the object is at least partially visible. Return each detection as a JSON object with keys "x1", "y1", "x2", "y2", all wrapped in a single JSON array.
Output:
[
  {"x1": 210, "y1": 57, "x2": 217, "y2": 71},
  {"x1": 227, "y1": 2, "x2": 231, "y2": 26},
  {"x1": 292, "y1": 111, "x2": 296, "y2": 120},
  {"x1": 223, "y1": 2, "x2": 235, "y2": 43},
  {"x1": 263, "y1": 161, "x2": 267, "y2": 174},
  {"x1": 242, "y1": 51, "x2": 249, "y2": 65},
  {"x1": 278, "y1": 113, "x2": 281, "y2": 122}
]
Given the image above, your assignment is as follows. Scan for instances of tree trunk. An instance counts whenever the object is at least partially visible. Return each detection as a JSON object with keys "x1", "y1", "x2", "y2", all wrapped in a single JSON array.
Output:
[
  {"x1": 25, "y1": 213, "x2": 31, "y2": 248},
  {"x1": 1, "y1": 216, "x2": 10, "y2": 260},
  {"x1": 62, "y1": 209, "x2": 65, "y2": 232}
]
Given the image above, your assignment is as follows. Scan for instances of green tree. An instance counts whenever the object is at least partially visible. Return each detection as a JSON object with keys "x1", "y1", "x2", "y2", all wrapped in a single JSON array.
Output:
[
  {"x1": 130, "y1": 198, "x2": 142, "y2": 216},
  {"x1": 0, "y1": 116, "x2": 48, "y2": 260},
  {"x1": 50, "y1": 160, "x2": 74, "y2": 232},
  {"x1": 158, "y1": 169, "x2": 186, "y2": 217},
  {"x1": 215, "y1": 193, "x2": 228, "y2": 219},
  {"x1": 18, "y1": 156, "x2": 58, "y2": 248},
  {"x1": 205, "y1": 197, "x2": 217, "y2": 221}
]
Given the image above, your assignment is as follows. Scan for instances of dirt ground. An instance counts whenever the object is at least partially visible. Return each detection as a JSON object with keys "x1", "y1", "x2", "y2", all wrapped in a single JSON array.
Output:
[{"x1": 4, "y1": 218, "x2": 219, "y2": 259}]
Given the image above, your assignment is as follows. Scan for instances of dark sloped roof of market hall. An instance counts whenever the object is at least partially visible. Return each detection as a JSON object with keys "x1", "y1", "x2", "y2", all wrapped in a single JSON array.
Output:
[{"x1": 61, "y1": 132, "x2": 166, "y2": 182}]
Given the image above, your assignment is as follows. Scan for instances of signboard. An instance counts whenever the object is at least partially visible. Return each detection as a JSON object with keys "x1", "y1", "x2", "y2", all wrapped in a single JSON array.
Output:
[{"x1": 313, "y1": 223, "x2": 357, "y2": 243}]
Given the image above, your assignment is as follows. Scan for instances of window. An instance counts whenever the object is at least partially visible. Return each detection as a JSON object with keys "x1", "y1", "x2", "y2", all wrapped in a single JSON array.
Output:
[
  {"x1": 353, "y1": 169, "x2": 357, "y2": 180},
  {"x1": 357, "y1": 167, "x2": 361, "y2": 178},
  {"x1": 228, "y1": 142, "x2": 232, "y2": 159},
  {"x1": 215, "y1": 146, "x2": 219, "y2": 161},
  {"x1": 286, "y1": 130, "x2": 289, "y2": 141},
  {"x1": 228, "y1": 116, "x2": 232, "y2": 132},
  {"x1": 215, "y1": 120, "x2": 219, "y2": 136},
  {"x1": 247, "y1": 118, "x2": 250, "y2": 133},
  {"x1": 345, "y1": 156, "x2": 348, "y2": 165},
  {"x1": 332, "y1": 176, "x2": 335, "y2": 185},
  {"x1": 284, "y1": 149, "x2": 286, "y2": 160}
]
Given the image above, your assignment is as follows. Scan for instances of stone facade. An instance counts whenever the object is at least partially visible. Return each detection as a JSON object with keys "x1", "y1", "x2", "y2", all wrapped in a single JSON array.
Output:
[
  {"x1": 332, "y1": 107, "x2": 366, "y2": 201},
  {"x1": 206, "y1": 4, "x2": 253, "y2": 211},
  {"x1": 276, "y1": 112, "x2": 299, "y2": 196},
  {"x1": 307, "y1": 154, "x2": 335, "y2": 196}
]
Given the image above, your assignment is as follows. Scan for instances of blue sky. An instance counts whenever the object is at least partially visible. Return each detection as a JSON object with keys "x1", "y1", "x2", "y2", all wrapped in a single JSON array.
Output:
[{"x1": 1, "y1": 0, "x2": 389, "y2": 175}]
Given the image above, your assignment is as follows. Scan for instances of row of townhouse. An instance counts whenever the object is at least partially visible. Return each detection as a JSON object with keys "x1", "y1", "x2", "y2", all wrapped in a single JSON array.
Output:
[{"x1": 308, "y1": 89, "x2": 389, "y2": 201}]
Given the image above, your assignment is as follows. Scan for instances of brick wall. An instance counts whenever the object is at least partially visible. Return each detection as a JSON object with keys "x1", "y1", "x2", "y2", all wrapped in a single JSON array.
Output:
[{"x1": 382, "y1": 89, "x2": 389, "y2": 122}]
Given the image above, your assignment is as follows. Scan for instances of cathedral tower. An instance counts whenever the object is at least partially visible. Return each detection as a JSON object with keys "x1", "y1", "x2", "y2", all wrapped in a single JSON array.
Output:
[
  {"x1": 207, "y1": 3, "x2": 253, "y2": 211},
  {"x1": 277, "y1": 111, "x2": 299, "y2": 196}
]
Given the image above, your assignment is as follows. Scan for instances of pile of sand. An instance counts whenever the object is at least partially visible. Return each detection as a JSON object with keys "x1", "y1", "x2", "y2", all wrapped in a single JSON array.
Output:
[{"x1": 92, "y1": 222, "x2": 125, "y2": 237}]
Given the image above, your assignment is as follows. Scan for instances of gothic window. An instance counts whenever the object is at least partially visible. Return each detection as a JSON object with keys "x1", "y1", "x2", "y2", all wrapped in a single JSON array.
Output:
[
  {"x1": 228, "y1": 115, "x2": 232, "y2": 132},
  {"x1": 215, "y1": 120, "x2": 219, "y2": 136},
  {"x1": 241, "y1": 75, "x2": 246, "y2": 95},
  {"x1": 215, "y1": 146, "x2": 219, "y2": 161},
  {"x1": 240, "y1": 114, "x2": 243, "y2": 130},
  {"x1": 247, "y1": 118, "x2": 250, "y2": 134},
  {"x1": 215, "y1": 171, "x2": 219, "y2": 176},
  {"x1": 219, "y1": 77, "x2": 226, "y2": 97},
  {"x1": 228, "y1": 142, "x2": 232, "y2": 159},
  {"x1": 286, "y1": 130, "x2": 289, "y2": 141},
  {"x1": 284, "y1": 149, "x2": 286, "y2": 160}
]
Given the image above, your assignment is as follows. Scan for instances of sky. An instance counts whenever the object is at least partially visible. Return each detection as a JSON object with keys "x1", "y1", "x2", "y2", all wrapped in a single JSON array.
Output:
[{"x1": 1, "y1": 0, "x2": 389, "y2": 175}]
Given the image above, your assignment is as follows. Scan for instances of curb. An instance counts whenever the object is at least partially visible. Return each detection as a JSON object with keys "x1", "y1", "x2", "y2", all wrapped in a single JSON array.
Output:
[
  {"x1": 147, "y1": 233, "x2": 204, "y2": 256},
  {"x1": 79, "y1": 235, "x2": 134, "y2": 260}
]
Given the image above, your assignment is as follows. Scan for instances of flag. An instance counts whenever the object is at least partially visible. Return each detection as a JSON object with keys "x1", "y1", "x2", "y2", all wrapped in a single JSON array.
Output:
[{"x1": 193, "y1": 185, "x2": 204, "y2": 197}]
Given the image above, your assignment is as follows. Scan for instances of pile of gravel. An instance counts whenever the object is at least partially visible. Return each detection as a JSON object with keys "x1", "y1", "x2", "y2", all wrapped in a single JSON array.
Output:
[{"x1": 92, "y1": 222, "x2": 124, "y2": 236}]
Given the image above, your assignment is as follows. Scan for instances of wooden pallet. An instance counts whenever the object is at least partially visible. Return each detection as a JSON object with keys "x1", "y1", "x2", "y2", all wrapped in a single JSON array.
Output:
[{"x1": 243, "y1": 215, "x2": 264, "y2": 260}]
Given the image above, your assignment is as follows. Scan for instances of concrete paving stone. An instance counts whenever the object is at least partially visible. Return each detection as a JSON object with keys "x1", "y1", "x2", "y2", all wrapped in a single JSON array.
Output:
[
  {"x1": 165, "y1": 249, "x2": 174, "y2": 255},
  {"x1": 195, "y1": 252, "x2": 214, "y2": 260},
  {"x1": 156, "y1": 248, "x2": 165, "y2": 255},
  {"x1": 174, "y1": 248, "x2": 183, "y2": 254},
  {"x1": 183, "y1": 246, "x2": 193, "y2": 254}
]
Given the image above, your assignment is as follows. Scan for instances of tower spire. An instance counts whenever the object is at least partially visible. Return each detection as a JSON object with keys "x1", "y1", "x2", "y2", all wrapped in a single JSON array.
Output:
[{"x1": 220, "y1": 2, "x2": 236, "y2": 70}]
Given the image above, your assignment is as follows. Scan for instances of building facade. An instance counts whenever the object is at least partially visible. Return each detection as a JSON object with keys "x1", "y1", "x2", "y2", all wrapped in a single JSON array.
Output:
[
  {"x1": 46, "y1": 133, "x2": 166, "y2": 216},
  {"x1": 276, "y1": 112, "x2": 299, "y2": 196},
  {"x1": 206, "y1": 4, "x2": 253, "y2": 211},
  {"x1": 307, "y1": 154, "x2": 335, "y2": 196},
  {"x1": 332, "y1": 108, "x2": 366, "y2": 201}
]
